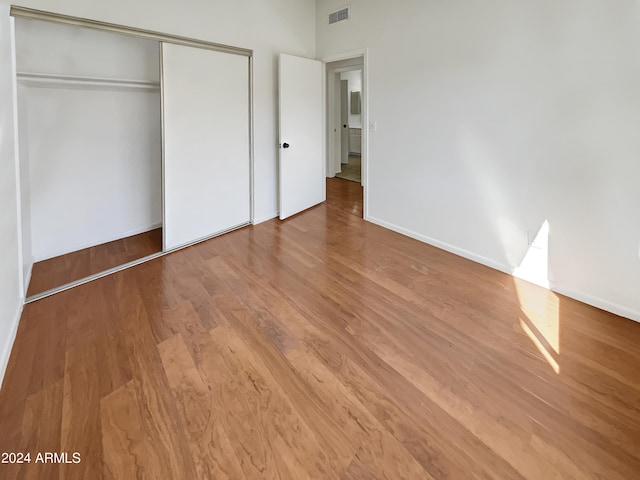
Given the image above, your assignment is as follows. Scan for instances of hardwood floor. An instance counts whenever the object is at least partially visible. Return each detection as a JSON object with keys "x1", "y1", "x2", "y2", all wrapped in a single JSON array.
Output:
[
  {"x1": 2, "y1": 177, "x2": 640, "y2": 479},
  {"x1": 26, "y1": 228, "x2": 163, "y2": 297}
]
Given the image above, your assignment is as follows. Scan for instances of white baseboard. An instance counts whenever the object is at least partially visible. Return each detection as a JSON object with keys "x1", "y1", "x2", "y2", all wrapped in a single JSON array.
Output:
[
  {"x1": 253, "y1": 212, "x2": 278, "y2": 225},
  {"x1": 0, "y1": 300, "x2": 23, "y2": 390},
  {"x1": 366, "y1": 215, "x2": 513, "y2": 274},
  {"x1": 34, "y1": 222, "x2": 163, "y2": 262},
  {"x1": 549, "y1": 283, "x2": 640, "y2": 324},
  {"x1": 366, "y1": 215, "x2": 640, "y2": 324}
]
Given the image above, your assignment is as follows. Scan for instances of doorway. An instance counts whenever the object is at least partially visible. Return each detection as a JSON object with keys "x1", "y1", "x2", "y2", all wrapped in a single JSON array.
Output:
[
  {"x1": 336, "y1": 69, "x2": 362, "y2": 183},
  {"x1": 324, "y1": 52, "x2": 367, "y2": 217}
]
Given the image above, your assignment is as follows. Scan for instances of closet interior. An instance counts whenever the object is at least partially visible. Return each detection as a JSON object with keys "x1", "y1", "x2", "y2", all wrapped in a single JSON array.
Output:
[{"x1": 13, "y1": 8, "x2": 252, "y2": 301}]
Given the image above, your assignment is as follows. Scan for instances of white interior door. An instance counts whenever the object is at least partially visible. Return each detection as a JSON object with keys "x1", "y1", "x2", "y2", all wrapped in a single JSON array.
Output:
[
  {"x1": 162, "y1": 43, "x2": 250, "y2": 250},
  {"x1": 340, "y1": 79, "x2": 349, "y2": 165},
  {"x1": 278, "y1": 53, "x2": 323, "y2": 220}
]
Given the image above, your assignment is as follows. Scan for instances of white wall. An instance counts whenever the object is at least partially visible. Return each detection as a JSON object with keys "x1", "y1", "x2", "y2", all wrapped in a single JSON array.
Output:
[
  {"x1": 20, "y1": 86, "x2": 162, "y2": 260},
  {"x1": 16, "y1": 19, "x2": 162, "y2": 261},
  {"x1": 0, "y1": 5, "x2": 23, "y2": 385},
  {"x1": 15, "y1": 18, "x2": 160, "y2": 80},
  {"x1": 340, "y1": 69, "x2": 362, "y2": 127},
  {"x1": 11, "y1": 0, "x2": 316, "y2": 225},
  {"x1": 317, "y1": 0, "x2": 640, "y2": 321}
]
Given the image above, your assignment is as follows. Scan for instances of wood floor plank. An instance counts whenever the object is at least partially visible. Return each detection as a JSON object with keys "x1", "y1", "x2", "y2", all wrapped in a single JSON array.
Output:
[
  {"x1": 201, "y1": 325, "x2": 338, "y2": 479},
  {"x1": 205, "y1": 256, "x2": 301, "y2": 356},
  {"x1": 110, "y1": 269, "x2": 198, "y2": 479},
  {"x1": 285, "y1": 347, "x2": 433, "y2": 480},
  {"x1": 21, "y1": 380, "x2": 64, "y2": 480},
  {"x1": 157, "y1": 333, "x2": 246, "y2": 480},
  {"x1": 0, "y1": 299, "x2": 64, "y2": 451},
  {"x1": 1, "y1": 178, "x2": 640, "y2": 479},
  {"x1": 101, "y1": 380, "x2": 167, "y2": 480},
  {"x1": 200, "y1": 262, "x2": 359, "y2": 475},
  {"x1": 60, "y1": 343, "x2": 102, "y2": 480}
]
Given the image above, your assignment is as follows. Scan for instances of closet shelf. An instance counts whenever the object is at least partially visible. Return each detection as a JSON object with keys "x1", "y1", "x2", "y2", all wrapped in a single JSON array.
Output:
[{"x1": 16, "y1": 72, "x2": 160, "y2": 90}]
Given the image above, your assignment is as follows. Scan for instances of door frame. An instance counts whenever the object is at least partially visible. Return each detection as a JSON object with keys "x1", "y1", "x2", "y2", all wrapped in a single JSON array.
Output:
[{"x1": 321, "y1": 48, "x2": 369, "y2": 219}]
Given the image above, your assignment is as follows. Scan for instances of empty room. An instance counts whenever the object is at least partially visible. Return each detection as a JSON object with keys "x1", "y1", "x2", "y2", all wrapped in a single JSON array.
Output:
[{"x1": 1, "y1": 1, "x2": 639, "y2": 479}]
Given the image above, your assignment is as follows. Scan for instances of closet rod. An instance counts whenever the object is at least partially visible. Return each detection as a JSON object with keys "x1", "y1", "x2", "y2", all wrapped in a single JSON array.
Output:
[
  {"x1": 17, "y1": 72, "x2": 160, "y2": 90},
  {"x1": 10, "y1": 5, "x2": 253, "y2": 57}
]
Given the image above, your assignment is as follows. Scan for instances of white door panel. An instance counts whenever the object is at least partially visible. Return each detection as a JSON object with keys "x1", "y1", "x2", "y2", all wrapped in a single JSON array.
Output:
[
  {"x1": 162, "y1": 43, "x2": 250, "y2": 250},
  {"x1": 340, "y1": 79, "x2": 349, "y2": 164},
  {"x1": 278, "y1": 54, "x2": 324, "y2": 220}
]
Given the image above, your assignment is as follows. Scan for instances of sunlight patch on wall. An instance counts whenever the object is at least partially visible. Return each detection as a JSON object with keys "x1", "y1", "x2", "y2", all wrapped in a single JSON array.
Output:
[{"x1": 513, "y1": 220, "x2": 550, "y2": 289}]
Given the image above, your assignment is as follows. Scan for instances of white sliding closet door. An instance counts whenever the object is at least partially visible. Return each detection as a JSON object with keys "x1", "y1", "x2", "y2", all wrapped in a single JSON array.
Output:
[{"x1": 161, "y1": 43, "x2": 250, "y2": 250}]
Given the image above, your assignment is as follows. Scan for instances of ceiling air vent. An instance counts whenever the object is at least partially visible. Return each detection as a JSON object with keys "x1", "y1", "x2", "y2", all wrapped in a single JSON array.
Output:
[{"x1": 329, "y1": 6, "x2": 350, "y2": 25}]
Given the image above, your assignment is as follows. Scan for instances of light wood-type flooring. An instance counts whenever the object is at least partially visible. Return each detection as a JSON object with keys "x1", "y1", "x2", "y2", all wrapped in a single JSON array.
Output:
[
  {"x1": 27, "y1": 228, "x2": 163, "y2": 297},
  {"x1": 1, "y1": 178, "x2": 640, "y2": 479}
]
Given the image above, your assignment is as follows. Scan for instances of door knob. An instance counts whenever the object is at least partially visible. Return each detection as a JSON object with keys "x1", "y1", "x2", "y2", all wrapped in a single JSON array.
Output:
[
  {"x1": 343, "y1": 125, "x2": 347, "y2": 128},
  {"x1": 283, "y1": 143, "x2": 290, "y2": 148}
]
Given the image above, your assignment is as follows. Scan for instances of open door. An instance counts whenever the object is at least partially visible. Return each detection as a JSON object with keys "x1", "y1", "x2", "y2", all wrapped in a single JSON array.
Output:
[
  {"x1": 278, "y1": 54, "x2": 324, "y2": 220},
  {"x1": 340, "y1": 79, "x2": 349, "y2": 165}
]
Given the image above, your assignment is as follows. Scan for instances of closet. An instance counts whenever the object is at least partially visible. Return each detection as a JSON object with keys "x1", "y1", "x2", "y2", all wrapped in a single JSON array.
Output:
[{"x1": 11, "y1": 7, "x2": 253, "y2": 301}]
